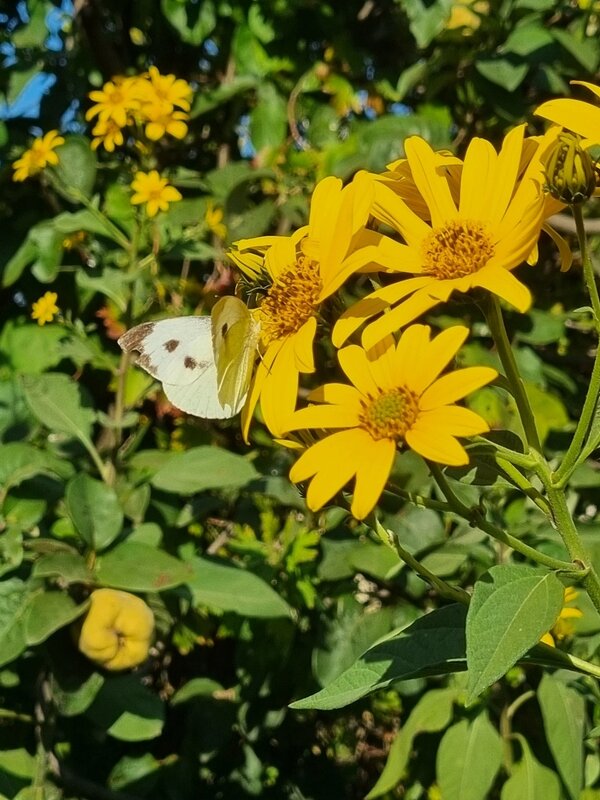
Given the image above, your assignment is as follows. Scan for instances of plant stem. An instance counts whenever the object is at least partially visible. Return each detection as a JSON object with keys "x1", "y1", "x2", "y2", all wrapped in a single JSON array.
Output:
[
  {"x1": 495, "y1": 456, "x2": 551, "y2": 515},
  {"x1": 485, "y1": 296, "x2": 542, "y2": 453},
  {"x1": 69, "y1": 188, "x2": 131, "y2": 250},
  {"x1": 553, "y1": 204, "x2": 600, "y2": 486},
  {"x1": 373, "y1": 519, "x2": 470, "y2": 605},
  {"x1": 429, "y1": 464, "x2": 579, "y2": 573},
  {"x1": 543, "y1": 480, "x2": 600, "y2": 614}
]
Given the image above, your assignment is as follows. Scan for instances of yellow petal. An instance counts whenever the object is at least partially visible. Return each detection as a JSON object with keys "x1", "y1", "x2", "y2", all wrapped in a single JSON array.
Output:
[
  {"x1": 419, "y1": 366, "x2": 498, "y2": 409},
  {"x1": 402, "y1": 325, "x2": 469, "y2": 395},
  {"x1": 293, "y1": 317, "x2": 317, "y2": 372},
  {"x1": 308, "y1": 383, "x2": 362, "y2": 406},
  {"x1": 372, "y1": 180, "x2": 431, "y2": 245},
  {"x1": 308, "y1": 176, "x2": 343, "y2": 256},
  {"x1": 535, "y1": 98, "x2": 600, "y2": 142},
  {"x1": 416, "y1": 405, "x2": 490, "y2": 436},
  {"x1": 351, "y1": 436, "x2": 396, "y2": 519},
  {"x1": 287, "y1": 402, "x2": 361, "y2": 431},
  {"x1": 290, "y1": 428, "x2": 358, "y2": 482},
  {"x1": 338, "y1": 345, "x2": 379, "y2": 396},
  {"x1": 260, "y1": 337, "x2": 299, "y2": 436},
  {"x1": 405, "y1": 426, "x2": 468, "y2": 465},
  {"x1": 361, "y1": 290, "x2": 439, "y2": 350},
  {"x1": 459, "y1": 136, "x2": 497, "y2": 220},
  {"x1": 404, "y1": 136, "x2": 458, "y2": 227},
  {"x1": 473, "y1": 265, "x2": 531, "y2": 312}
]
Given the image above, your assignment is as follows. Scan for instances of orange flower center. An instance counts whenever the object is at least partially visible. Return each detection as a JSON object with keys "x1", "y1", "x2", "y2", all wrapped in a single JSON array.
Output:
[
  {"x1": 359, "y1": 387, "x2": 419, "y2": 441},
  {"x1": 258, "y1": 256, "x2": 322, "y2": 344},
  {"x1": 422, "y1": 219, "x2": 495, "y2": 279}
]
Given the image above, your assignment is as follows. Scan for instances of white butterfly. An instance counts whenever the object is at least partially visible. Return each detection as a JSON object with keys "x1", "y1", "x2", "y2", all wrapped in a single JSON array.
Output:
[{"x1": 118, "y1": 297, "x2": 259, "y2": 419}]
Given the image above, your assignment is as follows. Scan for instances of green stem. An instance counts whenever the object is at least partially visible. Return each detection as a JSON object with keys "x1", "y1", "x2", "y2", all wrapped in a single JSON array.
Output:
[
  {"x1": 373, "y1": 518, "x2": 470, "y2": 605},
  {"x1": 429, "y1": 464, "x2": 579, "y2": 573},
  {"x1": 485, "y1": 296, "x2": 542, "y2": 453},
  {"x1": 543, "y1": 479, "x2": 600, "y2": 614},
  {"x1": 474, "y1": 435, "x2": 535, "y2": 470},
  {"x1": 495, "y1": 456, "x2": 551, "y2": 515},
  {"x1": 69, "y1": 188, "x2": 131, "y2": 251},
  {"x1": 553, "y1": 205, "x2": 600, "y2": 487},
  {"x1": 527, "y1": 642, "x2": 600, "y2": 680}
]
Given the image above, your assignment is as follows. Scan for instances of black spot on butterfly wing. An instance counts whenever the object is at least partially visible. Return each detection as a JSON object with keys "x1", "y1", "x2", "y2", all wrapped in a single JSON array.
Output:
[
  {"x1": 184, "y1": 356, "x2": 198, "y2": 370},
  {"x1": 164, "y1": 339, "x2": 180, "y2": 352}
]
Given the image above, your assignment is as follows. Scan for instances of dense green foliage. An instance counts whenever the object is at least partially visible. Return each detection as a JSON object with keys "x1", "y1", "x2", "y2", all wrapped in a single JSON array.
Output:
[{"x1": 1, "y1": 1, "x2": 600, "y2": 799}]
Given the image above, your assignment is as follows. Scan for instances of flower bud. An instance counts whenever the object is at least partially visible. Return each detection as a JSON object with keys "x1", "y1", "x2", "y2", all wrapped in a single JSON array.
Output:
[{"x1": 544, "y1": 132, "x2": 596, "y2": 205}]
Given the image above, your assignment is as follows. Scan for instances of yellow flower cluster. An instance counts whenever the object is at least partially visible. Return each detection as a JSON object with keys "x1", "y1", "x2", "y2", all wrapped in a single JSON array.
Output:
[
  {"x1": 86, "y1": 67, "x2": 193, "y2": 151},
  {"x1": 31, "y1": 291, "x2": 60, "y2": 325},
  {"x1": 130, "y1": 170, "x2": 182, "y2": 218},
  {"x1": 221, "y1": 80, "x2": 600, "y2": 518},
  {"x1": 12, "y1": 130, "x2": 65, "y2": 182}
]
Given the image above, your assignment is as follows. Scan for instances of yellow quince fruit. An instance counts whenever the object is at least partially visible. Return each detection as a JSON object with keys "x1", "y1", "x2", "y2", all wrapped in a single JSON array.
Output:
[{"x1": 77, "y1": 588, "x2": 154, "y2": 671}]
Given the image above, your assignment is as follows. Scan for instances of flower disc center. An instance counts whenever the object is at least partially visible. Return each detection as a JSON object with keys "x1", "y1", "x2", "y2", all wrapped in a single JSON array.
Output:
[
  {"x1": 359, "y1": 387, "x2": 419, "y2": 441},
  {"x1": 259, "y1": 256, "x2": 322, "y2": 344},
  {"x1": 422, "y1": 219, "x2": 495, "y2": 279}
]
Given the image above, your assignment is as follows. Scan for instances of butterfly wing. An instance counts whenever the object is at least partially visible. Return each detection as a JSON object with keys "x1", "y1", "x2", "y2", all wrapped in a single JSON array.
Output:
[
  {"x1": 211, "y1": 297, "x2": 260, "y2": 413},
  {"x1": 118, "y1": 317, "x2": 236, "y2": 419}
]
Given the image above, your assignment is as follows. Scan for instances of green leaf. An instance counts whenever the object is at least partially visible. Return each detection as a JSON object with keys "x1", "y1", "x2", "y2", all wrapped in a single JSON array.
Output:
[
  {"x1": 475, "y1": 59, "x2": 529, "y2": 91},
  {"x1": 76, "y1": 267, "x2": 133, "y2": 312},
  {"x1": 24, "y1": 591, "x2": 88, "y2": 646},
  {"x1": 0, "y1": 443, "x2": 72, "y2": 497},
  {"x1": 32, "y1": 552, "x2": 92, "y2": 584},
  {"x1": 551, "y1": 28, "x2": 599, "y2": 72},
  {"x1": 49, "y1": 136, "x2": 97, "y2": 200},
  {"x1": 160, "y1": 0, "x2": 216, "y2": 44},
  {"x1": 21, "y1": 372, "x2": 96, "y2": 445},
  {"x1": 291, "y1": 604, "x2": 467, "y2": 710},
  {"x1": 0, "y1": 322, "x2": 66, "y2": 372},
  {"x1": 466, "y1": 565, "x2": 563, "y2": 700},
  {"x1": 65, "y1": 474, "x2": 124, "y2": 551},
  {"x1": 0, "y1": 579, "x2": 31, "y2": 668},
  {"x1": 187, "y1": 557, "x2": 291, "y2": 618},
  {"x1": 52, "y1": 669, "x2": 105, "y2": 717},
  {"x1": 437, "y1": 714, "x2": 503, "y2": 800},
  {"x1": 249, "y1": 82, "x2": 287, "y2": 154},
  {"x1": 94, "y1": 541, "x2": 193, "y2": 591},
  {"x1": 367, "y1": 687, "x2": 457, "y2": 798},
  {"x1": 171, "y1": 678, "x2": 224, "y2": 705},
  {"x1": 151, "y1": 447, "x2": 258, "y2": 494},
  {"x1": 401, "y1": 0, "x2": 452, "y2": 47},
  {"x1": 538, "y1": 674, "x2": 584, "y2": 800},
  {"x1": 503, "y1": 23, "x2": 553, "y2": 56},
  {"x1": 501, "y1": 735, "x2": 561, "y2": 800},
  {"x1": 86, "y1": 675, "x2": 165, "y2": 741},
  {"x1": 191, "y1": 76, "x2": 257, "y2": 117}
]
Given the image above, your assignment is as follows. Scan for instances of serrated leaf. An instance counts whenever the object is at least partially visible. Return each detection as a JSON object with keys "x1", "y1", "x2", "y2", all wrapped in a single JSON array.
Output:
[
  {"x1": 94, "y1": 541, "x2": 193, "y2": 591},
  {"x1": 187, "y1": 557, "x2": 291, "y2": 618},
  {"x1": 151, "y1": 447, "x2": 258, "y2": 495},
  {"x1": 466, "y1": 565, "x2": 563, "y2": 700},
  {"x1": 501, "y1": 735, "x2": 561, "y2": 800},
  {"x1": 367, "y1": 687, "x2": 457, "y2": 798},
  {"x1": 291, "y1": 604, "x2": 467, "y2": 710},
  {"x1": 437, "y1": 714, "x2": 503, "y2": 800},
  {"x1": 65, "y1": 474, "x2": 124, "y2": 551},
  {"x1": 538, "y1": 674, "x2": 584, "y2": 800}
]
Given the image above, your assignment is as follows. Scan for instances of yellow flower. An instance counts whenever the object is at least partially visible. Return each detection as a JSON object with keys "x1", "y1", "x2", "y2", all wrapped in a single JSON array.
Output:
[
  {"x1": 86, "y1": 77, "x2": 141, "y2": 127},
  {"x1": 77, "y1": 588, "x2": 154, "y2": 671},
  {"x1": 540, "y1": 587, "x2": 583, "y2": 647},
  {"x1": 446, "y1": 0, "x2": 487, "y2": 32},
  {"x1": 535, "y1": 81, "x2": 600, "y2": 147},
  {"x1": 130, "y1": 170, "x2": 182, "y2": 217},
  {"x1": 142, "y1": 105, "x2": 188, "y2": 141},
  {"x1": 205, "y1": 201, "x2": 227, "y2": 239},
  {"x1": 146, "y1": 66, "x2": 193, "y2": 112},
  {"x1": 31, "y1": 291, "x2": 59, "y2": 325},
  {"x1": 287, "y1": 324, "x2": 497, "y2": 519},
  {"x1": 90, "y1": 117, "x2": 125, "y2": 152},
  {"x1": 228, "y1": 175, "x2": 378, "y2": 439},
  {"x1": 333, "y1": 126, "x2": 550, "y2": 351},
  {"x1": 12, "y1": 130, "x2": 65, "y2": 182}
]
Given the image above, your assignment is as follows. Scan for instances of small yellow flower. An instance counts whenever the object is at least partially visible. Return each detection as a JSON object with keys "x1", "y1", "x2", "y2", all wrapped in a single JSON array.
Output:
[
  {"x1": 446, "y1": 0, "x2": 487, "y2": 31},
  {"x1": 146, "y1": 66, "x2": 193, "y2": 112},
  {"x1": 90, "y1": 117, "x2": 125, "y2": 152},
  {"x1": 541, "y1": 587, "x2": 583, "y2": 646},
  {"x1": 205, "y1": 202, "x2": 227, "y2": 239},
  {"x1": 287, "y1": 324, "x2": 497, "y2": 519},
  {"x1": 130, "y1": 170, "x2": 182, "y2": 217},
  {"x1": 142, "y1": 105, "x2": 189, "y2": 141},
  {"x1": 31, "y1": 291, "x2": 59, "y2": 325},
  {"x1": 12, "y1": 130, "x2": 65, "y2": 182},
  {"x1": 86, "y1": 77, "x2": 141, "y2": 127}
]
